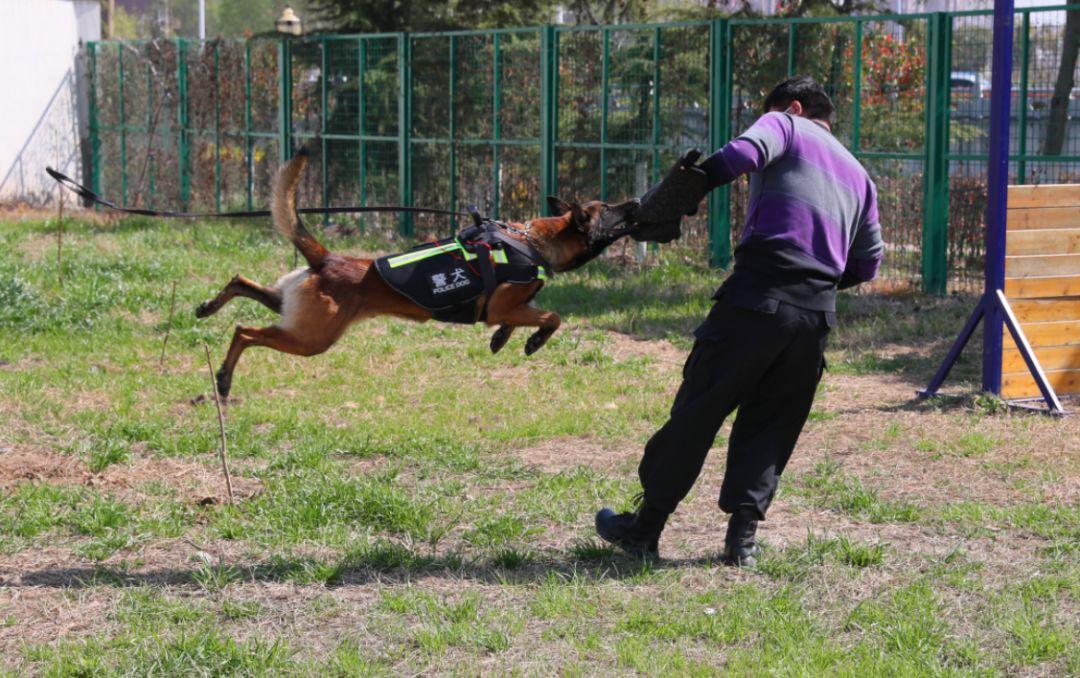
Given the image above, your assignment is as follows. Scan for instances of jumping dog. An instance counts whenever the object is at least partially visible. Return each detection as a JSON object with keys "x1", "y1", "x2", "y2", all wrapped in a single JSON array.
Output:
[{"x1": 196, "y1": 149, "x2": 640, "y2": 398}]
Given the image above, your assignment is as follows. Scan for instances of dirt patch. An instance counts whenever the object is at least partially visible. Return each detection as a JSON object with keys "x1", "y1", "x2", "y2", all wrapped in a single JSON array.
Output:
[
  {"x1": 511, "y1": 437, "x2": 637, "y2": 474},
  {"x1": 799, "y1": 372, "x2": 1080, "y2": 507},
  {"x1": 0, "y1": 445, "x2": 262, "y2": 503},
  {"x1": 605, "y1": 331, "x2": 686, "y2": 368}
]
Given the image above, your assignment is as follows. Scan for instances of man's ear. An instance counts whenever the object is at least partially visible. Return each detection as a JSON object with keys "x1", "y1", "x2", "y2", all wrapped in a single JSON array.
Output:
[{"x1": 546, "y1": 196, "x2": 588, "y2": 225}]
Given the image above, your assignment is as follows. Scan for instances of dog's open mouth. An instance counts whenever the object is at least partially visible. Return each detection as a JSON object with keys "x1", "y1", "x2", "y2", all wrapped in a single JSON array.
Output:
[{"x1": 598, "y1": 199, "x2": 641, "y2": 238}]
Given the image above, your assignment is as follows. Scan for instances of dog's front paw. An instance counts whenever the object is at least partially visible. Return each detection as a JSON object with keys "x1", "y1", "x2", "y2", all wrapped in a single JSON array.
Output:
[
  {"x1": 195, "y1": 301, "x2": 215, "y2": 318},
  {"x1": 524, "y1": 329, "x2": 554, "y2": 356},
  {"x1": 215, "y1": 369, "x2": 233, "y2": 400},
  {"x1": 490, "y1": 326, "x2": 514, "y2": 354}
]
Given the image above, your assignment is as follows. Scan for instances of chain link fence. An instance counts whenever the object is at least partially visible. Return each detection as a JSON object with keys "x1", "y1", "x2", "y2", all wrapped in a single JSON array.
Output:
[{"x1": 86, "y1": 6, "x2": 1080, "y2": 292}]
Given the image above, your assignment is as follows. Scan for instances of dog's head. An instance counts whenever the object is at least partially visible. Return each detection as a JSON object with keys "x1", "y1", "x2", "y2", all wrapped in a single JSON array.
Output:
[{"x1": 538, "y1": 196, "x2": 640, "y2": 271}]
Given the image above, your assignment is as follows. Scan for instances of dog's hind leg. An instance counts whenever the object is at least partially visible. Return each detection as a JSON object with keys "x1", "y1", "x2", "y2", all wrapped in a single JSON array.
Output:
[
  {"x1": 196, "y1": 275, "x2": 283, "y2": 318},
  {"x1": 214, "y1": 324, "x2": 327, "y2": 398},
  {"x1": 490, "y1": 325, "x2": 515, "y2": 354}
]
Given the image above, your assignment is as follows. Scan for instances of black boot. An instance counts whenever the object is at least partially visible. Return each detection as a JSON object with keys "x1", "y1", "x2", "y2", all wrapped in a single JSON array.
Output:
[
  {"x1": 721, "y1": 509, "x2": 760, "y2": 567},
  {"x1": 595, "y1": 494, "x2": 669, "y2": 558}
]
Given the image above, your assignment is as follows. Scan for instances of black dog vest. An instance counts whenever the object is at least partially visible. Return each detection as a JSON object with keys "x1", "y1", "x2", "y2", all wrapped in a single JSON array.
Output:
[{"x1": 374, "y1": 222, "x2": 551, "y2": 324}]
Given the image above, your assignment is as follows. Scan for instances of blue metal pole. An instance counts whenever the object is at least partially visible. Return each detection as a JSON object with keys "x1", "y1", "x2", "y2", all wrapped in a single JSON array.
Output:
[{"x1": 981, "y1": 0, "x2": 1015, "y2": 395}]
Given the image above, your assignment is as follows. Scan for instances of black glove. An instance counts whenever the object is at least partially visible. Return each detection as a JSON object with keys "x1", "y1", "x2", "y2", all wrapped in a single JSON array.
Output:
[{"x1": 631, "y1": 149, "x2": 710, "y2": 244}]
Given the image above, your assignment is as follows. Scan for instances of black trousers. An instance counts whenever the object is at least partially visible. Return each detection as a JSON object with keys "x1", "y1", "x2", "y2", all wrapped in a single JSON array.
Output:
[{"x1": 638, "y1": 294, "x2": 830, "y2": 520}]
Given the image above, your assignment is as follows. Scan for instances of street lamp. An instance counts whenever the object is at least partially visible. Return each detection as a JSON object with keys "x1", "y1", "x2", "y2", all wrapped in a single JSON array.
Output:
[{"x1": 275, "y1": 6, "x2": 303, "y2": 36}]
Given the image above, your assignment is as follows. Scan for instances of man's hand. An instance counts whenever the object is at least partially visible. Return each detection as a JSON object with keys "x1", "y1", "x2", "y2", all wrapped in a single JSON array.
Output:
[{"x1": 631, "y1": 149, "x2": 710, "y2": 244}]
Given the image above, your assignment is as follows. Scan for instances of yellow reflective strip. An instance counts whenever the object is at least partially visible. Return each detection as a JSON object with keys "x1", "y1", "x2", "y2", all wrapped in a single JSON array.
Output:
[
  {"x1": 492, "y1": 249, "x2": 509, "y2": 264},
  {"x1": 386, "y1": 242, "x2": 460, "y2": 268}
]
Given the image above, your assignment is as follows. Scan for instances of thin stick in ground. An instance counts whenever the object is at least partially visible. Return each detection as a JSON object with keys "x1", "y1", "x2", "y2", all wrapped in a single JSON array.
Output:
[
  {"x1": 203, "y1": 344, "x2": 234, "y2": 503},
  {"x1": 159, "y1": 281, "x2": 178, "y2": 369},
  {"x1": 56, "y1": 190, "x2": 64, "y2": 286}
]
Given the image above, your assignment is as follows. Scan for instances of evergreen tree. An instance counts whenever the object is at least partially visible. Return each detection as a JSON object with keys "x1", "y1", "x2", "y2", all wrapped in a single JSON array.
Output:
[{"x1": 307, "y1": 0, "x2": 558, "y2": 33}]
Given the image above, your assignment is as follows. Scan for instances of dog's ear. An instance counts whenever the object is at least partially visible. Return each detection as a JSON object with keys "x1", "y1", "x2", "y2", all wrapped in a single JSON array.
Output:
[{"x1": 546, "y1": 196, "x2": 588, "y2": 226}]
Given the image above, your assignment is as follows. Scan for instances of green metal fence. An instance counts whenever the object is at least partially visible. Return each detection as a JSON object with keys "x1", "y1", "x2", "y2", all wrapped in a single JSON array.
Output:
[{"x1": 85, "y1": 6, "x2": 1080, "y2": 293}]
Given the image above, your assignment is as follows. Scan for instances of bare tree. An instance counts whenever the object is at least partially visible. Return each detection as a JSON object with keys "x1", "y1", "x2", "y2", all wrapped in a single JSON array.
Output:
[{"x1": 1043, "y1": 9, "x2": 1079, "y2": 156}]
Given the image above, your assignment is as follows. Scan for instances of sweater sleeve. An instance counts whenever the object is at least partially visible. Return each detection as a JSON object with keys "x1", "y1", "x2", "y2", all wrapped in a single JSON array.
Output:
[{"x1": 699, "y1": 111, "x2": 795, "y2": 188}]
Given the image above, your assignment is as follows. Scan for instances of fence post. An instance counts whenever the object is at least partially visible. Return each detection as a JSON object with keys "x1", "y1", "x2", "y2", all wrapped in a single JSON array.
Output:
[
  {"x1": 651, "y1": 27, "x2": 661, "y2": 186},
  {"x1": 278, "y1": 37, "x2": 293, "y2": 165},
  {"x1": 245, "y1": 40, "x2": 253, "y2": 210},
  {"x1": 922, "y1": 12, "x2": 951, "y2": 295},
  {"x1": 214, "y1": 42, "x2": 222, "y2": 212},
  {"x1": 398, "y1": 33, "x2": 413, "y2": 236},
  {"x1": 118, "y1": 43, "x2": 127, "y2": 207},
  {"x1": 1017, "y1": 11, "x2": 1031, "y2": 184},
  {"x1": 449, "y1": 35, "x2": 458, "y2": 233},
  {"x1": 146, "y1": 58, "x2": 155, "y2": 207},
  {"x1": 540, "y1": 25, "x2": 558, "y2": 213},
  {"x1": 708, "y1": 18, "x2": 732, "y2": 269},
  {"x1": 178, "y1": 39, "x2": 191, "y2": 210},
  {"x1": 852, "y1": 21, "x2": 863, "y2": 154},
  {"x1": 492, "y1": 33, "x2": 502, "y2": 220},
  {"x1": 787, "y1": 22, "x2": 797, "y2": 77},
  {"x1": 358, "y1": 37, "x2": 367, "y2": 232},
  {"x1": 600, "y1": 28, "x2": 610, "y2": 201},
  {"x1": 320, "y1": 38, "x2": 329, "y2": 225},
  {"x1": 87, "y1": 42, "x2": 101, "y2": 201}
]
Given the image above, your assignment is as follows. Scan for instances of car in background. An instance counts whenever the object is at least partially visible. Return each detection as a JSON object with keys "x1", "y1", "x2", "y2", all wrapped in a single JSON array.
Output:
[{"x1": 951, "y1": 71, "x2": 991, "y2": 98}]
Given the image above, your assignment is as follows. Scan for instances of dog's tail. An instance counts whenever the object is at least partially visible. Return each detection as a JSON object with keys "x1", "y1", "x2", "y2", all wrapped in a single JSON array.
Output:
[{"x1": 271, "y1": 147, "x2": 329, "y2": 270}]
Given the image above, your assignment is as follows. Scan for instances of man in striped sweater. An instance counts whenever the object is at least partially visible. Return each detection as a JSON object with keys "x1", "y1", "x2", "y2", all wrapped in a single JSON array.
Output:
[{"x1": 596, "y1": 76, "x2": 884, "y2": 566}]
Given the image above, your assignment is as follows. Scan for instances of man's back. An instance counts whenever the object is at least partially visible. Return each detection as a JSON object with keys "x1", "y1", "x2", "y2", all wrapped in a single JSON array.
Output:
[{"x1": 703, "y1": 111, "x2": 883, "y2": 312}]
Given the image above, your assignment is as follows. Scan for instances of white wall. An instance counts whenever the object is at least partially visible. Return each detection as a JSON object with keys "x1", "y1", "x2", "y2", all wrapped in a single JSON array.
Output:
[{"x1": 0, "y1": 0, "x2": 100, "y2": 205}]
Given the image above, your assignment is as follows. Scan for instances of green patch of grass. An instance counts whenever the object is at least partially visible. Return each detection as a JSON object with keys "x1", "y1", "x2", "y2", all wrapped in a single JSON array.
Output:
[
  {"x1": 756, "y1": 532, "x2": 885, "y2": 581},
  {"x1": 463, "y1": 513, "x2": 538, "y2": 548},
  {"x1": 26, "y1": 628, "x2": 295, "y2": 676},
  {"x1": 797, "y1": 460, "x2": 921, "y2": 523},
  {"x1": 938, "y1": 501, "x2": 1080, "y2": 539},
  {"x1": 835, "y1": 535, "x2": 885, "y2": 568},
  {"x1": 254, "y1": 554, "x2": 347, "y2": 586},
  {"x1": 192, "y1": 560, "x2": 245, "y2": 592},
  {"x1": 491, "y1": 546, "x2": 534, "y2": 570},
  {"x1": 569, "y1": 539, "x2": 617, "y2": 563},
  {"x1": 845, "y1": 582, "x2": 978, "y2": 673},
  {"x1": 1004, "y1": 606, "x2": 1073, "y2": 667},
  {"x1": 509, "y1": 468, "x2": 627, "y2": 525},
  {"x1": 531, "y1": 574, "x2": 600, "y2": 620},
  {"x1": 614, "y1": 635, "x2": 720, "y2": 675},
  {"x1": 69, "y1": 495, "x2": 133, "y2": 537},
  {"x1": 341, "y1": 539, "x2": 440, "y2": 572},
  {"x1": 952, "y1": 431, "x2": 997, "y2": 458},
  {"x1": 379, "y1": 589, "x2": 516, "y2": 655},
  {"x1": 224, "y1": 468, "x2": 438, "y2": 546},
  {"x1": 115, "y1": 590, "x2": 213, "y2": 631},
  {"x1": 806, "y1": 409, "x2": 838, "y2": 422},
  {"x1": 82, "y1": 437, "x2": 131, "y2": 473},
  {"x1": 0, "y1": 483, "x2": 186, "y2": 559},
  {"x1": 314, "y1": 639, "x2": 393, "y2": 676},
  {"x1": 220, "y1": 599, "x2": 266, "y2": 621},
  {"x1": 0, "y1": 484, "x2": 83, "y2": 547}
]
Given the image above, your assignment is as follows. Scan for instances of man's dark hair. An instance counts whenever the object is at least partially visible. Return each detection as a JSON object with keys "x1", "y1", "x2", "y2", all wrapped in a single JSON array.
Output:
[{"x1": 763, "y1": 76, "x2": 835, "y2": 122}]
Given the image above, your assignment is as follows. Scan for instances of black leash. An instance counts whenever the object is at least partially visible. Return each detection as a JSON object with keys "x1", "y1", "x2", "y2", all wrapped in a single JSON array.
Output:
[{"x1": 45, "y1": 166, "x2": 468, "y2": 220}]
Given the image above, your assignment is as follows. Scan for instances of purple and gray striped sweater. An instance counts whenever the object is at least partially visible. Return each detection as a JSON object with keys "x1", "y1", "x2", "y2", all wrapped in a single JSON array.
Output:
[{"x1": 701, "y1": 111, "x2": 883, "y2": 312}]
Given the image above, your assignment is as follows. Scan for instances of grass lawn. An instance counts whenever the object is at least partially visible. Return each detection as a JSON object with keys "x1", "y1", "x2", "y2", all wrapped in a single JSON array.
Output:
[{"x1": 0, "y1": 214, "x2": 1077, "y2": 675}]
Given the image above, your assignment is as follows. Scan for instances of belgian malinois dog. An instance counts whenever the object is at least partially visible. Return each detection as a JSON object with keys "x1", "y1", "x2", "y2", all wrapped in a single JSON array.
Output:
[{"x1": 195, "y1": 149, "x2": 639, "y2": 398}]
